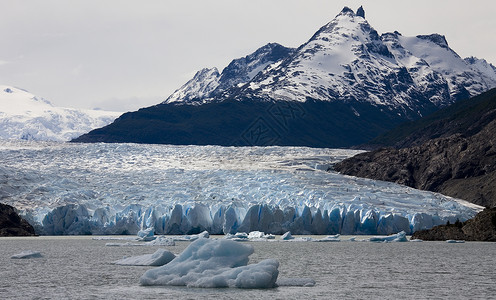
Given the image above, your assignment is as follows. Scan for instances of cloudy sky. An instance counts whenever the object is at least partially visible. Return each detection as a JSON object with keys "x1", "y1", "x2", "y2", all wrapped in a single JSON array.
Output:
[{"x1": 1, "y1": 0, "x2": 495, "y2": 112}]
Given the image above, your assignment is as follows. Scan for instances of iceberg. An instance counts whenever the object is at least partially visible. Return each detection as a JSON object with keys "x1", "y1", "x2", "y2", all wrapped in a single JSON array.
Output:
[
  {"x1": 137, "y1": 227, "x2": 155, "y2": 241},
  {"x1": 281, "y1": 231, "x2": 294, "y2": 240},
  {"x1": 140, "y1": 238, "x2": 279, "y2": 288},
  {"x1": 276, "y1": 278, "x2": 316, "y2": 287},
  {"x1": 314, "y1": 234, "x2": 341, "y2": 242},
  {"x1": 11, "y1": 250, "x2": 42, "y2": 259},
  {"x1": 446, "y1": 240, "x2": 465, "y2": 243},
  {"x1": 145, "y1": 236, "x2": 175, "y2": 246},
  {"x1": 369, "y1": 231, "x2": 408, "y2": 242},
  {"x1": 114, "y1": 249, "x2": 175, "y2": 266}
]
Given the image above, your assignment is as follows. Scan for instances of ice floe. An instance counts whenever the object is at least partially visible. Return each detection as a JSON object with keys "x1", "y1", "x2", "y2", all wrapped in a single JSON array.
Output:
[
  {"x1": 368, "y1": 231, "x2": 408, "y2": 242},
  {"x1": 114, "y1": 249, "x2": 175, "y2": 266},
  {"x1": 11, "y1": 250, "x2": 42, "y2": 259}
]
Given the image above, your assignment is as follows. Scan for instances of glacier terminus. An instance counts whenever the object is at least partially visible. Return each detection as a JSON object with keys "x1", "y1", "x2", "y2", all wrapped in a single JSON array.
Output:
[{"x1": 0, "y1": 141, "x2": 481, "y2": 235}]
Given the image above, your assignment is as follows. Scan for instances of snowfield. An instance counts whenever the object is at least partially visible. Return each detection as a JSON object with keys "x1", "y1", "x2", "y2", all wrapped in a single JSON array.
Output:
[
  {"x1": 0, "y1": 85, "x2": 121, "y2": 141},
  {"x1": 0, "y1": 141, "x2": 482, "y2": 235}
]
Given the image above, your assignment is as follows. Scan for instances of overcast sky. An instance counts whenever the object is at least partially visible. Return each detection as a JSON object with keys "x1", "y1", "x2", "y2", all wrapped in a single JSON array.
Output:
[{"x1": 1, "y1": 0, "x2": 495, "y2": 112}]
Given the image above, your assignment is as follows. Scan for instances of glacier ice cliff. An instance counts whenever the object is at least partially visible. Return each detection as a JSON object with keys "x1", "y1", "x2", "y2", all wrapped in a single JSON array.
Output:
[{"x1": 0, "y1": 141, "x2": 482, "y2": 235}]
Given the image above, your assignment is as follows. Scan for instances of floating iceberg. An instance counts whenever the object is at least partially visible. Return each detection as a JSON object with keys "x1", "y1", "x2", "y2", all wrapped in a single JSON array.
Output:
[
  {"x1": 446, "y1": 240, "x2": 465, "y2": 243},
  {"x1": 144, "y1": 236, "x2": 175, "y2": 246},
  {"x1": 11, "y1": 250, "x2": 42, "y2": 259},
  {"x1": 137, "y1": 227, "x2": 155, "y2": 241},
  {"x1": 276, "y1": 278, "x2": 316, "y2": 287},
  {"x1": 314, "y1": 234, "x2": 341, "y2": 242},
  {"x1": 114, "y1": 249, "x2": 175, "y2": 266},
  {"x1": 369, "y1": 231, "x2": 408, "y2": 242},
  {"x1": 281, "y1": 231, "x2": 294, "y2": 240},
  {"x1": 140, "y1": 238, "x2": 279, "y2": 288}
]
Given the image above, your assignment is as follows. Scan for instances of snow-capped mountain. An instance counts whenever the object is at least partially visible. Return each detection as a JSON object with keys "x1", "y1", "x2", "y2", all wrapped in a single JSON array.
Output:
[
  {"x1": 175, "y1": 7, "x2": 496, "y2": 114},
  {"x1": 74, "y1": 6, "x2": 496, "y2": 147},
  {"x1": 164, "y1": 43, "x2": 295, "y2": 105},
  {"x1": 0, "y1": 85, "x2": 121, "y2": 141}
]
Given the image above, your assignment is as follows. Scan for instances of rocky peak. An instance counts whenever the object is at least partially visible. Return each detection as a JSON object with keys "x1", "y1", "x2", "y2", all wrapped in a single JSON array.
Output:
[
  {"x1": 416, "y1": 34, "x2": 449, "y2": 49},
  {"x1": 338, "y1": 6, "x2": 355, "y2": 16},
  {"x1": 356, "y1": 6, "x2": 365, "y2": 18}
]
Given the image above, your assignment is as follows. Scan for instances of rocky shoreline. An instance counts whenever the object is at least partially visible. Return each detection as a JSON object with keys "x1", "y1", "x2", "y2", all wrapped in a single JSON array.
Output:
[
  {"x1": 0, "y1": 203, "x2": 36, "y2": 236},
  {"x1": 334, "y1": 89, "x2": 496, "y2": 241},
  {"x1": 411, "y1": 208, "x2": 496, "y2": 241}
]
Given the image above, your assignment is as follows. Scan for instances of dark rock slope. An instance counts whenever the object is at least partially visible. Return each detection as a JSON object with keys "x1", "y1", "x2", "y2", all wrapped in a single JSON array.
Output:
[
  {"x1": 0, "y1": 203, "x2": 36, "y2": 236},
  {"x1": 334, "y1": 89, "x2": 496, "y2": 208},
  {"x1": 412, "y1": 208, "x2": 496, "y2": 241}
]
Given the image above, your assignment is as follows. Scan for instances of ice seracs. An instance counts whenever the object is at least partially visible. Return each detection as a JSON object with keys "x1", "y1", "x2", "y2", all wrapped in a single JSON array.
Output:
[
  {"x1": 140, "y1": 238, "x2": 279, "y2": 288},
  {"x1": 2, "y1": 143, "x2": 482, "y2": 236},
  {"x1": 0, "y1": 85, "x2": 120, "y2": 141}
]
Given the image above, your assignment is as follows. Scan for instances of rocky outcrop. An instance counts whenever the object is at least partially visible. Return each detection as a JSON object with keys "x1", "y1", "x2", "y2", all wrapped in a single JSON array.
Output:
[
  {"x1": 412, "y1": 208, "x2": 496, "y2": 241},
  {"x1": 334, "y1": 89, "x2": 496, "y2": 208},
  {"x1": 335, "y1": 122, "x2": 496, "y2": 208},
  {"x1": 0, "y1": 203, "x2": 36, "y2": 236}
]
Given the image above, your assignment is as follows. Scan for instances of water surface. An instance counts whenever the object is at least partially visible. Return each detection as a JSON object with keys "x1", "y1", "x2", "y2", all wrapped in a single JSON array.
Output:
[{"x1": 1, "y1": 236, "x2": 495, "y2": 299}]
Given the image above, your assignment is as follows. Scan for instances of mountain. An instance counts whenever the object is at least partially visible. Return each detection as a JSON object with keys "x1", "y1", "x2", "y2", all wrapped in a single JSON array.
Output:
[
  {"x1": 0, "y1": 85, "x2": 121, "y2": 141},
  {"x1": 334, "y1": 88, "x2": 496, "y2": 208},
  {"x1": 74, "y1": 6, "x2": 496, "y2": 147},
  {"x1": 164, "y1": 43, "x2": 295, "y2": 105},
  {"x1": 367, "y1": 88, "x2": 496, "y2": 148}
]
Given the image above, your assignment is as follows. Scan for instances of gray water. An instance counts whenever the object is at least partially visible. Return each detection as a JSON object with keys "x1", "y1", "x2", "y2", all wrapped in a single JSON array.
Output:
[{"x1": 1, "y1": 236, "x2": 495, "y2": 299}]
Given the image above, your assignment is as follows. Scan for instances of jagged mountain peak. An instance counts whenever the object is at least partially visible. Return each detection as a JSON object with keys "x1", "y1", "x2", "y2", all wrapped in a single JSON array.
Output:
[
  {"x1": 338, "y1": 6, "x2": 355, "y2": 16},
  {"x1": 416, "y1": 34, "x2": 449, "y2": 49},
  {"x1": 164, "y1": 42, "x2": 295, "y2": 105},
  {"x1": 356, "y1": 6, "x2": 365, "y2": 18}
]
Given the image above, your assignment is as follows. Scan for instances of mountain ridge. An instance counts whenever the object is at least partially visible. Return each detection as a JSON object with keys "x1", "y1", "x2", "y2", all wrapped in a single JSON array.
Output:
[
  {"x1": 334, "y1": 88, "x2": 496, "y2": 208},
  {"x1": 74, "y1": 6, "x2": 496, "y2": 147},
  {"x1": 0, "y1": 85, "x2": 121, "y2": 142}
]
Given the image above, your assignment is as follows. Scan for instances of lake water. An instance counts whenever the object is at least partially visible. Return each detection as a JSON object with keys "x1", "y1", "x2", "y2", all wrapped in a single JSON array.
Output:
[{"x1": 1, "y1": 236, "x2": 495, "y2": 299}]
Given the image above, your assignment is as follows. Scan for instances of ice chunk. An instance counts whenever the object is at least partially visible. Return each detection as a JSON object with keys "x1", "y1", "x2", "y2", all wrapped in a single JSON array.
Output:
[
  {"x1": 114, "y1": 249, "x2": 175, "y2": 266},
  {"x1": 247, "y1": 231, "x2": 275, "y2": 240},
  {"x1": 137, "y1": 227, "x2": 155, "y2": 241},
  {"x1": 11, "y1": 250, "x2": 42, "y2": 259},
  {"x1": 105, "y1": 242, "x2": 141, "y2": 247},
  {"x1": 276, "y1": 277, "x2": 316, "y2": 287},
  {"x1": 281, "y1": 231, "x2": 294, "y2": 240},
  {"x1": 145, "y1": 236, "x2": 175, "y2": 246},
  {"x1": 314, "y1": 234, "x2": 341, "y2": 242},
  {"x1": 168, "y1": 230, "x2": 209, "y2": 241},
  {"x1": 369, "y1": 231, "x2": 408, "y2": 242},
  {"x1": 224, "y1": 232, "x2": 249, "y2": 241},
  {"x1": 140, "y1": 238, "x2": 279, "y2": 288}
]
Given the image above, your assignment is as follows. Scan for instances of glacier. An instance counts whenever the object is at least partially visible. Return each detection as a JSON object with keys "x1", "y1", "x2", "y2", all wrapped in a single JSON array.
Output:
[{"x1": 0, "y1": 140, "x2": 482, "y2": 235}]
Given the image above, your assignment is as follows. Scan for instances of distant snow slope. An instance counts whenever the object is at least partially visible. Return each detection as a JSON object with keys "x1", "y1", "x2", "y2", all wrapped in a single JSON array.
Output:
[{"x1": 0, "y1": 85, "x2": 121, "y2": 141}]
